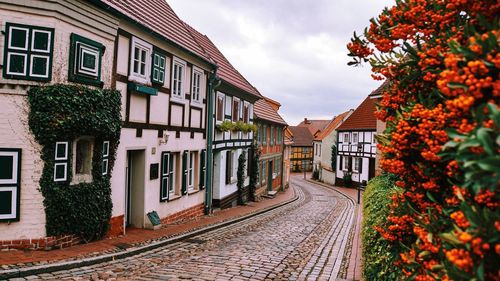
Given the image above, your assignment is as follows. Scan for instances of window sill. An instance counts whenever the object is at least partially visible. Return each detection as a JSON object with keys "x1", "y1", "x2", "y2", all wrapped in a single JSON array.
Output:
[
  {"x1": 170, "y1": 95, "x2": 186, "y2": 104},
  {"x1": 190, "y1": 101, "x2": 203, "y2": 108},
  {"x1": 188, "y1": 189, "x2": 200, "y2": 195},
  {"x1": 128, "y1": 75, "x2": 151, "y2": 86},
  {"x1": 169, "y1": 194, "x2": 182, "y2": 201}
]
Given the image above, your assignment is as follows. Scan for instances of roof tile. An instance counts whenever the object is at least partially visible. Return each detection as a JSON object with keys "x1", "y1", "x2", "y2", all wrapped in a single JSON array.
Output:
[
  {"x1": 254, "y1": 99, "x2": 287, "y2": 125},
  {"x1": 289, "y1": 126, "x2": 314, "y2": 147},
  {"x1": 337, "y1": 96, "x2": 377, "y2": 131}
]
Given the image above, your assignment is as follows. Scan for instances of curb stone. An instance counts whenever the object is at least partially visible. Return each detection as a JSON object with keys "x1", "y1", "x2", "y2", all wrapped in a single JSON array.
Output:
[{"x1": 0, "y1": 188, "x2": 299, "y2": 280}]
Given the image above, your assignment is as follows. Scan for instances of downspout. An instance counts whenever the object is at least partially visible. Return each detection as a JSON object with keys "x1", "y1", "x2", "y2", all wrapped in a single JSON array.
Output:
[{"x1": 205, "y1": 71, "x2": 220, "y2": 215}]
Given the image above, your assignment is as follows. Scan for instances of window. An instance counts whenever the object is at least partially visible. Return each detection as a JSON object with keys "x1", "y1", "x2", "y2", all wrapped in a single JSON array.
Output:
[
  {"x1": 243, "y1": 103, "x2": 249, "y2": 123},
  {"x1": 354, "y1": 157, "x2": 363, "y2": 172},
  {"x1": 261, "y1": 161, "x2": 267, "y2": 185},
  {"x1": 188, "y1": 151, "x2": 196, "y2": 190},
  {"x1": 3, "y1": 23, "x2": 54, "y2": 81},
  {"x1": 172, "y1": 58, "x2": 186, "y2": 98},
  {"x1": 102, "y1": 141, "x2": 109, "y2": 175},
  {"x1": 181, "y1": 151, "x2": 188, "y2": 195},
  {"x1": 199, "y1": 149, "x2": 206, "y2": 189},
  {"x1": 191, "y1": 69, "x2": 202, "y2": 102},
  {"x1": 53, "y1": 141, "x2": 69, "y2": 182},
  {"x1": 263, "y1": 125, "x2": 268, "y2": 145},
  {"x1": 232, "y1": 98, "x2": 240, "y2": 122},
  {"x1": 344, "y1": 133, "x2": 350, "y2": 143},
  {"x1": 152, "y1": 52, "x2": 166, "y2": 85},
  {"x1": 129, "y1": 37, "x2": 152, "y2": 84},
  {"x1": 0, "y1": 148, "x2": 21, "y2": 222},
  {"x1": 343, "y1": 156, "x2": 350, "y2": 171},
  {"x1": 216, "y1": 94, "x2": 224, "y2": 122},
  {"x1": 225, "y1": 151, "x2": 233, "y2": 184},
  {"x1": 319, "y1": 144, "x2": 321, "y2": 156},
  {"x1": 353, "y1": 133, "x2": 358, "y2": 143},
  {"x1": 270, "y1": 126, "x2": 274, "y2": 146},
  {"x1": 68, "y1": 33, "x2": 104, "y2": 86},
  {"x1": 72, "y1": 137, "x2": 94, "y2": 184},
  {"x1": 160, "y1": 152, "x2": 175, "y2": 201}
]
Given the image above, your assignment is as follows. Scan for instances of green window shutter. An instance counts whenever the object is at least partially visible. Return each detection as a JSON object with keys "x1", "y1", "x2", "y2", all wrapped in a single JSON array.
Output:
[
  {"x1": 3, "y1": 23, "x2": 54, "y2": 81},
  {"x1": 152, "y1": 51, "x2": 165, "y2": 85},
  {"x1": 181, "y1": 151, "x2": 188, "y2": 195},
  {"x1": 160, "y1": 152, "x2": 170, "y2": 201},
  {"x1": 0, "y1": 148, "x2": 22, "y2": 222},
  {"x1": 199, "y1": 149, "x2": 206, "y2": 190},
  {"x1": 339, "y1": 156, "x2": 343, "y2": 171},
  {"x1": 102, "y1": 141, "x2": 110, "y2": 176},
  {"x1": 68, "y1": 33, "x2": 104, "y2": 86},
  {"x1": 53, "y1": 142, "x2": 69, "y2": 182}
]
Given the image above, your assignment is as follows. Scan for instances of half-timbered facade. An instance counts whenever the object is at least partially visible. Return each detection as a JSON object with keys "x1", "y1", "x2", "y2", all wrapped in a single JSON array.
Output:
[
  {"x1": 335, "y1": 96, "x2": 378, "y2": 187},
  {"x1": 185, "y1": 25, "x2": 261, "y2": 210},
  {"x1": 254, "y1": 98, "x2": 287, "y2": 196},
  {"x1": 314, "y1": 111, "x2": 353, "y2": 185},
  {"x1": 103, "y1": 0, "x2": 214, "y2": 233},
  {"x1": 289, "y1": 126, "x2": 314, "y2": 172}
]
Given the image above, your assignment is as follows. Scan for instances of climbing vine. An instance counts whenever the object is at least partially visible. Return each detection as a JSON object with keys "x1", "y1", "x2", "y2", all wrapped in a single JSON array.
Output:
[
  {"x1": 28, "y1": 84, "x2": 122, "y2": 242},
  {"x1": 248, "y1": 140, "x2": 261, "y2": 201},
  {"x1": 237, "y1": 150, "x2": 246, "y2": 205}
]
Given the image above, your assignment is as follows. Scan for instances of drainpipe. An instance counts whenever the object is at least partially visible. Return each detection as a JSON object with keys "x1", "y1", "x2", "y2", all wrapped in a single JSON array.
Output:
[
  {"x1": 204, "y1": 71, "x2": 220, "y2": 215},
  {"x1": 280, "y1": 126, "x2": 285, "y2": 191}
]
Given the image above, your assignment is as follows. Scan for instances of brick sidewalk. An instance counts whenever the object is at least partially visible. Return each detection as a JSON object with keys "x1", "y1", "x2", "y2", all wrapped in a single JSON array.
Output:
[
  {"x1": 0, "y1": 187, "x2": 295, "y2": 268},
  {"x1": 307, "y1": 179, "x2": 364, "y2": 281}
]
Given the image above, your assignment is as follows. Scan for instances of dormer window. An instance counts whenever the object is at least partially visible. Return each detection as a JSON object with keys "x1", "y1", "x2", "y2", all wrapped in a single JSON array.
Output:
[{"x1": 129, "y1": 37, "x2": 152, "y2": 84}]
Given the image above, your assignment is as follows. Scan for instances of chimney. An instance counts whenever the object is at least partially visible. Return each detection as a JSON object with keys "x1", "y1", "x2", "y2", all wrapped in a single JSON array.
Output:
[{"x1": 304, "y1": 118, "x2": 308, "y2": 124}]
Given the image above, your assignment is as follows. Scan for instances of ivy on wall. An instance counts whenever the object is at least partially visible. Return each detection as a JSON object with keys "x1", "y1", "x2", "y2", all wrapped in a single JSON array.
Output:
[
  {"x1": 28, "y1": 84, "x2": 121, "y2": 242},
  {"x1": 248, "y1": 140, "x2": 260, "y2": 201}
]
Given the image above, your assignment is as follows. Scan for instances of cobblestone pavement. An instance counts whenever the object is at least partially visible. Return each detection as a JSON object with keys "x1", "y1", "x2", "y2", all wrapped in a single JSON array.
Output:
[{"x1": 10, "y1": 175, "x2": 356, "y2": 281}]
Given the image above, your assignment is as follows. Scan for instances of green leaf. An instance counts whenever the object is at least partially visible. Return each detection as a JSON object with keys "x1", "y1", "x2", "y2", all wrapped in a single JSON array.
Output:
[
  {"x1": 476, "y1": 157, "x2": 500, "y2": 173},
  {"x1": 447, "y1": 82, "x2": 468, "y2": 91},
  {"x1": 476, "y1": 128, "x2": 494, "y2": 155}
]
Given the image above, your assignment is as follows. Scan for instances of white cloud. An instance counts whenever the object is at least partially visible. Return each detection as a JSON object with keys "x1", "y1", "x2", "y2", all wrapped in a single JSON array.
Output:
[{"x1": 167, "y1": 0, "x2": 394, "y2": 125}]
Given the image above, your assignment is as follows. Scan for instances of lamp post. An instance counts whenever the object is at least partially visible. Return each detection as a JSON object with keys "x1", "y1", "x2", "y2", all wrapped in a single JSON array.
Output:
[{"x1": 303, "y1": 160, "x2": 306, "y2": 179}]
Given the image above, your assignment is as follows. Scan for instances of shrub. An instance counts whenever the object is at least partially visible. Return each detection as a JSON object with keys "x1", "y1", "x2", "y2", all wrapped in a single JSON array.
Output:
[
  {"x1": 237, "y1": 150, "x2": 246, "y2": 205},
  {"x1": 349, "y1": 0, "x2": 499, "y2": 279},
  {"x1": 362, "y1": 173, "x2": 405, "y2": 281},
  {"x1": 312, "y1": 169, "x2": 319, "y2": 180}
]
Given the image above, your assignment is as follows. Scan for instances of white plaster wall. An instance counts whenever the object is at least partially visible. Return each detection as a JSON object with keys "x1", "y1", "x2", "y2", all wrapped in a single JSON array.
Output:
[
  {"x1": 116, "y1": 35, "x2": 130, "y2": 76},
  {"x1": 129, "y1": 93, "x2": 147, "y2": 122},
  {"x1": 150, "y1": 91, "x2": 169, "y2": 125},
  {"x1": 170, "y1": 105, "x2": 183, "y2": 126},
  {"x1": 0, "y1": 94, "x2": 45, "y2": 240},
  {"x1": 191, "y1": 109, "x2": 201, "y2": 128},
  {"x1": 320, "y1": 131, "x2": 337, "y2": 170},
  {"x1": 212, "y1": 148, "x2": 248, "y2": 200},
  {"x1": 0, "y1": 0, "x2": 118, "y2": 240},
  {"x1": 110, "y1": 128, "x2": 206, "y2": 223},
  {"x1": 321, "y1": 168, "x2": 336, "y2": 186}
]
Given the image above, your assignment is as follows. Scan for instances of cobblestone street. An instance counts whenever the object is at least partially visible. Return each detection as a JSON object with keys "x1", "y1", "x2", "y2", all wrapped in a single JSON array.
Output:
[{"x1": 8, "y1": 175, "x2": 357, "y2": 281}]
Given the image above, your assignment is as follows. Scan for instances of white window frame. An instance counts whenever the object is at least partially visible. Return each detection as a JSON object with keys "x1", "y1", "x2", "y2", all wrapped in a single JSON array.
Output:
[
  {"x1": 171, "y1": 57, "x2": 186, "y2": 99},
  {"x1": 169, "y1": 153, "x2": 177, "y2": 195},
  {"x1": 344, "y1": 133, "x2": 350, "y2": 143},
  {"x1": 8, "y1": 26, "x2": 29, "y2": 51},
  {"x1": 232, "y1": 97, "x2": 240, "y2": 122},
  {"x1": 353, "y1": 133, "x2": 358, "y2": 143},
  {"x1": 0, "y1": 186, "x2": 17, "y2": 220},
  {"x1": 129, "y1": 36, "x2": 152, "y2": 84},
  {"x1": 0, "y1": 151, "x2": 19, "y2": 185},
  {"x1": 29, "y1": 54, "x2": 50, "y2": 78},
  {"x1": 71, "y1": 137, "x2": 94, "y2": 185},
  {"x1": 31, "y1": 30, "x2": 52, "y2": 53},
  {"x1": 54, "y1": 142, "x2": 69, "y2": 161},
  {"x1": 191, "y1": 67, "x2": 202, "y2": 104},
  {"x1": 216, "y1": 92, "x2": 225, "y2": 124},
  {"x1": 343, "y1": 156, "x2": 349, "y2": 171},
  {"x1": 354, "y1": 157, "x2": 361, "y2": 172},
  {"x1": 188, "y1": 151, "x2": 195, "y2": 190},
  {"x1": 6, "y1": 53, "x2": 27, "y2": 76}
]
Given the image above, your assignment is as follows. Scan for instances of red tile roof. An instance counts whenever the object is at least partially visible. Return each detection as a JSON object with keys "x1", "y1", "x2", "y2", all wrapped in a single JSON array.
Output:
[
  {"x1": 254, "y1": 99, "x2": 288, "y2": 126},
  {"x1": 315, "y1": 110, "x2": 353, "y2": 140},
  {"x1": 297, "y1": 119, "x2": 330, "y2": 135},
  {"x1": 99, "y1": 0, "x2": 211, "y2": 62},
  {"x1": 336, "y1": 96, "x2": 377, "y2": 131},
  {"x1": 289, "y1": 126, "x2": 314, "y2": 147},
  {"x1": 183, "y1": 23, "x2": 261, "y2": 98}
]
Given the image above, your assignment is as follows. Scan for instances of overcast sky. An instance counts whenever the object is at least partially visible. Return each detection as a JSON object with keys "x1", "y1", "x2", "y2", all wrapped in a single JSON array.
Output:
[{"x1": 168, "y1": 0, "x2": 394, "y2": 125}]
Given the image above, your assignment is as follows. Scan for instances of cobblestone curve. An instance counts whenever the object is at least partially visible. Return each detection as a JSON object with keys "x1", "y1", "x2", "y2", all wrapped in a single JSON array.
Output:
[{"x1": 11, "y1": 176, "x2": 356, "y2": 281}]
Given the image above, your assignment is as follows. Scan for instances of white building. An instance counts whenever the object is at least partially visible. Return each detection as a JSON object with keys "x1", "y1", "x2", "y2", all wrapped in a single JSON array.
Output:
[{"x1": 335, "y1": 96, "x2": 378, "y2": 187}]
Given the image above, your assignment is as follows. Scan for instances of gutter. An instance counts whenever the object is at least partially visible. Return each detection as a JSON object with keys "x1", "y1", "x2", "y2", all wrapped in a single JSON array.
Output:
[{"x1": 205, "y1": 72, "x2": 221, "y2": 214}]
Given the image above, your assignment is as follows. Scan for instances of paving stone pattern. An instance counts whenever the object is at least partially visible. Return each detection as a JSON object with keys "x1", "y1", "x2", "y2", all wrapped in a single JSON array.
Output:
[{"x1": 7, "y1": 176, "x2": 356, "y2": 281}]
